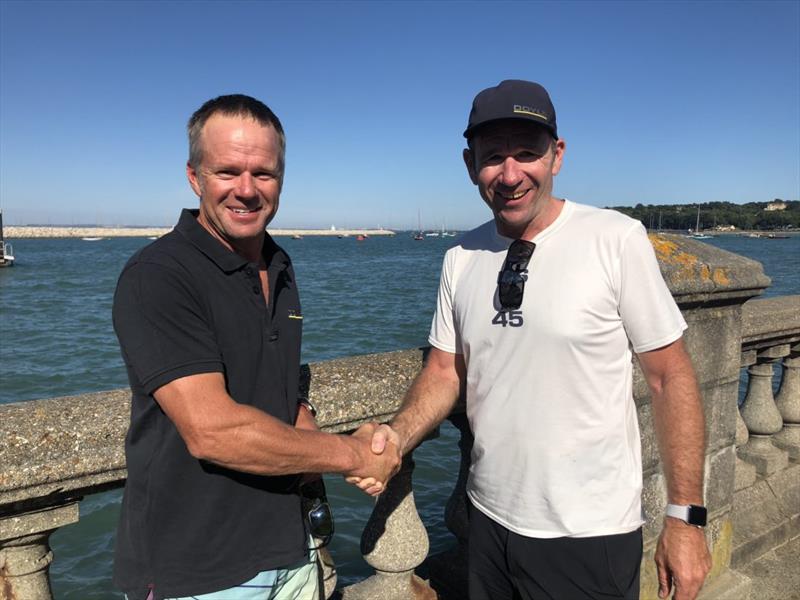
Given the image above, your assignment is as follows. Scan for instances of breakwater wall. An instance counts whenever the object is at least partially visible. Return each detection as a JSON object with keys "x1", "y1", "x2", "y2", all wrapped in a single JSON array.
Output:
[
  {"x1": 1, "y1": 235, "x2": 799, "y2": 599},
  {"x1": 3, "y1": 227, "x2": 396, "y2": 239}
]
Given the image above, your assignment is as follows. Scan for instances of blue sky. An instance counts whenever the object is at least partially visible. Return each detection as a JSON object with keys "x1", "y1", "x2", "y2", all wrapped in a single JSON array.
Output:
[{"x1": 1, "y1": 1, "x2": 798, "y2": 229}]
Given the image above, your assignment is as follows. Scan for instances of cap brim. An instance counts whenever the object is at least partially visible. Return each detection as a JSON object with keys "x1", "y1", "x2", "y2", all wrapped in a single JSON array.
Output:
[{"x1": 464, "y1": 117, "x2": 558, "y2": 141}]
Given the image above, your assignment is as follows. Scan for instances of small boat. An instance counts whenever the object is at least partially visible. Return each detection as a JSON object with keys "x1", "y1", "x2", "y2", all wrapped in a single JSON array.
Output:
[
  {"x1": 291, "y1": 234, "x2": 303, "y2": 240},
  {"x1": 686, "y1": 205, "x2": 713, "y2": 239},
  {"x1": 766, "y1": 233, "x2": 789, "y2": 239},
  {"x1": 0, "y1": 210, "x2": 14, "y2": 267},
  {"x1": 356, "y1": 234, "x2": 366, "y2": 241},
  {"x1": 81, "y1": 237, "x2": 105, "y2": 241}
]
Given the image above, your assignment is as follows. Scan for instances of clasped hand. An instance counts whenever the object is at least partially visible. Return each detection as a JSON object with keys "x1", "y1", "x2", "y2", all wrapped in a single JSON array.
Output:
[{"x1": 345, "y1": 423, "x2": 401, "y2": 496}]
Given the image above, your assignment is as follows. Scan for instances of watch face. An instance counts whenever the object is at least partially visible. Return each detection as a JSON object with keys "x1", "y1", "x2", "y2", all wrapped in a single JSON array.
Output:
[{"x1": 688, "y1": 505, "x2": 707, "y2": 527}]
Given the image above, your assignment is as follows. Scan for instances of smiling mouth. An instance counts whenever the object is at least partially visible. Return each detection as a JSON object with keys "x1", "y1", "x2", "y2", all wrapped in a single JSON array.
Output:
[
  {"x1": 230, "y1": 207, "x2": 259, "y2": 214},
  {"x1": 499, "y1": 190, "x2": 528, "y2": 201}
]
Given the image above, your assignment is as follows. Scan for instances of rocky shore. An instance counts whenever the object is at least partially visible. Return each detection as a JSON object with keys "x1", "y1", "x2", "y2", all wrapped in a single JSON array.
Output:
[{"x1": 4, "y1": 226, "x2": 396, "y2": 239}]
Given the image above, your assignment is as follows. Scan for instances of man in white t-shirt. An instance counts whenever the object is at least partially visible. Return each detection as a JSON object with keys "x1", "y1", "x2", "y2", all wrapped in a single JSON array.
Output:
[{"x1": 352, "y1": 80, "x2": 711, "y2": 600}]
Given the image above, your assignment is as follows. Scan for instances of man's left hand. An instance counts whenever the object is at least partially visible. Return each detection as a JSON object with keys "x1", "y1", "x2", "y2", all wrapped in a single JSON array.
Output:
[{"x1": 655, "y1": 518, "x2": 712, "y2": 600}]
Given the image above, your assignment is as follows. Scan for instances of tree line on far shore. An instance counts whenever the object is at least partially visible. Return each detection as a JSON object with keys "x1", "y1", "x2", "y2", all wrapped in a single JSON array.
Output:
[{"x1": 608, "y1": 200, "x2": 800, "y2": 231}]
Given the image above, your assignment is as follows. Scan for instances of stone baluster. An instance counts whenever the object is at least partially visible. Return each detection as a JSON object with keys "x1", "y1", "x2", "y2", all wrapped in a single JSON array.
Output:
[
  {"x1": 773, "y1": 346, "x2": 800, "y2": 460},
  {"x1": 0, "y1": 503, "x2": 79, "y2": 600},
  {"x1": 342, "y1": 452, "x2": 435, "y2": 600},
  {"x1": 738, "y1": 345, "x2": 790, "y2": 474},
  {"x1": 427, "y1": 413, "x2": 472, "y2": 600},
  {"x1": 734, "y1": 403, "x2": 757, "y2": 491}
]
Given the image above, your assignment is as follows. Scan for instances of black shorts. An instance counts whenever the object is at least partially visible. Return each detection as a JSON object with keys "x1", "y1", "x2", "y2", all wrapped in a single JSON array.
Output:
[{"x1": 468, "y1": 503, "x2": 642, "y2": 600}]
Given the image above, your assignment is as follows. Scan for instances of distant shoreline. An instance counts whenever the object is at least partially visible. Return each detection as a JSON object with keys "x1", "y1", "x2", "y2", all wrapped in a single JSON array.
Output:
[{"x1": 3, "y1": 226, "x2": 396, "y2": 239}]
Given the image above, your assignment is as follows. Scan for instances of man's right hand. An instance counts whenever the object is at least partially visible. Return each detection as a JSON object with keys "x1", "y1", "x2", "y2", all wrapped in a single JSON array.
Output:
[
  {"x1": 346, "y1": 423, "x2": 401, "y2": 495},
  {"x1": 345, "y1": 423, "x2": 401, "y2": 496}
]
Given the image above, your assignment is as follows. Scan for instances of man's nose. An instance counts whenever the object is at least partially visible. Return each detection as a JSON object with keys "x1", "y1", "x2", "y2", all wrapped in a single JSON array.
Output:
[
  {"x1": 235, "y1": 172, "x2": 256, "y2": 197},
  {"x1": 499, "y1": 157, "x2": 522, "y2": 186}
]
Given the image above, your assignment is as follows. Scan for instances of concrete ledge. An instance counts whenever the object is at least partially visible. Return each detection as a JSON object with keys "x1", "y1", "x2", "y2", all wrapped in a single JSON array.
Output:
[
  {"x1": 648, "y1": 234, "x2": 770, "y2": 306},
  {"x1": 0, "y1": 349, "x2": 431, "y2": 513},
  {"x1": 742, "y1": 296, "x2": 800, "y2": 350}
]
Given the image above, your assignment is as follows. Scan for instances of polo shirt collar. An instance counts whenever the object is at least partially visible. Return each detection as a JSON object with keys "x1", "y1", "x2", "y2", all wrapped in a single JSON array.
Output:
[{"x1": 175, "y1": 209, "x2": 289, "y2": 273}]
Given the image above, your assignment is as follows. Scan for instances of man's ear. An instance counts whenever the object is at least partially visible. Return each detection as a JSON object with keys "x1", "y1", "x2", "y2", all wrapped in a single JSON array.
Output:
[
  {"x1": 186, "y1": 162, "x2": 202, "y2": 197},
  {"x1": 463, "y1": 148, "x2": 478, "y2": 185},
  {"x1": 551, "y1": 139, "x2": 566, "y2": 177}
]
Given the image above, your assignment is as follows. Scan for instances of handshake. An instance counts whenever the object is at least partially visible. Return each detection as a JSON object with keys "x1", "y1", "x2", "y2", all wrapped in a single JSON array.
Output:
[{"x1": 345, "y1": 422, "x2": 402, "y2": 496}]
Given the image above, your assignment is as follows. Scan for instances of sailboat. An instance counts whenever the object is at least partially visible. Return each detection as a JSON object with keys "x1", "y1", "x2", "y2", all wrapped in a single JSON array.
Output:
[
  {"x1": 413, "y1": 209, "x2": 424, "y2": 240},
  {"x1": 687, "y1": 205, "x2": 712, "y2": 239}
]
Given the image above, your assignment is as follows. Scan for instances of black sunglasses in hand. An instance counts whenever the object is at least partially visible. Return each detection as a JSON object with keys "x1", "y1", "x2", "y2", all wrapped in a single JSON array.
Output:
[
  {"x1": 300, "y1": 480, "x2": 334, "y2": 550},
  {"x1": 497, "y1": 239, "x2": 536, "y2": 310}
]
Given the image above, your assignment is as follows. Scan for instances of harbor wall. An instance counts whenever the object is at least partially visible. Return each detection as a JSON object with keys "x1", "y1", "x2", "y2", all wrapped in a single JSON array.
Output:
[{"x1": 3, "y1": 226, "x2": 396, "y2": 239}]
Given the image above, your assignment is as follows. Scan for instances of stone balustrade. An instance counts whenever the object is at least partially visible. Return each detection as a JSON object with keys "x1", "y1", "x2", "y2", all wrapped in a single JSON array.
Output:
[
  {"x1": 2, "y1": 235, "x2": 799, "y2": 600},
  {"x1": 733, "y1": 296, "x2": 800, "y2": 568}
]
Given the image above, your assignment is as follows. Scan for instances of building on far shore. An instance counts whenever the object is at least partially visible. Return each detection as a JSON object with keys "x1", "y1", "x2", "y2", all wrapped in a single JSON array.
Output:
[{"x1": 765, "y1": 200, "x2": 788, "y2": 212}]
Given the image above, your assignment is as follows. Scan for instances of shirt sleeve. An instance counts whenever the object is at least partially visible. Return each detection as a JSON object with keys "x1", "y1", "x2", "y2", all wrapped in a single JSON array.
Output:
[
  {"x1": 428, "y1": 249, "x2": 462, "y2": 354},
  {"x1": 617, "y1": 223, "x2": 687, "y2": 354},
  {"x1": 113, "y1": 261, "x2": 223, "y2": 395}
]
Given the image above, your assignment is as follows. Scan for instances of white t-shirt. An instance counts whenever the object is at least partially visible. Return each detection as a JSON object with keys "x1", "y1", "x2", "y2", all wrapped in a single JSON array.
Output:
[{"x1": 429, "y1": 200, "x2": 686, "y2": 538}]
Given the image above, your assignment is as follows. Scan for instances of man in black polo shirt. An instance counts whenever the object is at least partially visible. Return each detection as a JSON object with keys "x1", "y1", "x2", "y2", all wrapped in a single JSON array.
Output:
[{"x1": 112, "y1": 94, "x2": 400, "y2": 600}]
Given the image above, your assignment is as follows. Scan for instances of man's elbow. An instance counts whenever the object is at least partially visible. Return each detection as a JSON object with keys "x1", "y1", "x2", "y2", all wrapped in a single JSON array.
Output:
[{"x1": 180, "y1": 422, "x2": 225, "y2": 462}]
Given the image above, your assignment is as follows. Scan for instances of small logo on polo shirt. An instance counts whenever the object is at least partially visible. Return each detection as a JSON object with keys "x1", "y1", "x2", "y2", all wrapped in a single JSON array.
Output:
[
  {"x1": 288, "y1": 309, "x2": 303, "y2": 320},
  {"x1": 513, "y1": 105, "x2": 548, "y2": 121}
]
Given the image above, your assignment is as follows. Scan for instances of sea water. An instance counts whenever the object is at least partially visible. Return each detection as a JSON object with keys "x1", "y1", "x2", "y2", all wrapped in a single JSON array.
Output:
[{"x1": 0, "y1": 232, "x2": 797, "y2": 598}]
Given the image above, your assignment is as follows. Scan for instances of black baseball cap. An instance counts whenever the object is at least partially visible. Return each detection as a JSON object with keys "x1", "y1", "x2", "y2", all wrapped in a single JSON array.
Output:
[{"x1": 464, "y1": 80, "x2": 558, "y2": 140}]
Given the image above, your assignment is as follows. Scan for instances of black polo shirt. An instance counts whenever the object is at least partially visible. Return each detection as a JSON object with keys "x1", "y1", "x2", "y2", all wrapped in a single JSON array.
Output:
[{"x1": 112, "y1": 209, "x2": 305, "y2": 600}]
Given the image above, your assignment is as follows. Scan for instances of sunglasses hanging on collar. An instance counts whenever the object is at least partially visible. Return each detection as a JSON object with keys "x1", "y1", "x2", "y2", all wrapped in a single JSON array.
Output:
[{"x1": 497, "y1": 239, "x2": 536, "y2": 310}]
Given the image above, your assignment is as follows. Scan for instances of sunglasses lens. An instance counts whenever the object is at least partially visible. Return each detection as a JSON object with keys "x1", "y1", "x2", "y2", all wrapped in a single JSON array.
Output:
[
  {"x1": 499, "y1": 283, "x2": 523, "y2": 309},
  {"x1": 508, "y1": 241, "x2": 534, "y2": 261}
]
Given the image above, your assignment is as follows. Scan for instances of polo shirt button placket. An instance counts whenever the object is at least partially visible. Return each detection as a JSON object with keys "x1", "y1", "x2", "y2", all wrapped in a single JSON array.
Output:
[{"x1": 243, "y1": 265, "x2": 261, "y2": 296}]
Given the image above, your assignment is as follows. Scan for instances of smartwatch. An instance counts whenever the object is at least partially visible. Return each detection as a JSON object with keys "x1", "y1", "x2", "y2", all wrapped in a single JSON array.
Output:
[{"x1": 665, "y1": 504, "x2": 707, "y2": 527}]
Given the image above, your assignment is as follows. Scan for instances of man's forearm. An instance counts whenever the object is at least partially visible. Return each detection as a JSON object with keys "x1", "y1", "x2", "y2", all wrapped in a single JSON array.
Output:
[
  {"x1": 391, "y1": 359, "x2": 462, "y2": 455},
  {"x1": 647, "y1": 349, "x2": 706, "y2": 504},
  {"x1": 155, "y1": 372, "x2": 398, "y2": 480},
  {"x1": 190, "y1": 402, "x2": 363, "y2": 475}
]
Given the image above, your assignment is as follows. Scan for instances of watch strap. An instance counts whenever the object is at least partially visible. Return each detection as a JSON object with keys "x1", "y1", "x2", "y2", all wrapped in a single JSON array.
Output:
[
  {"x1": 298, "y1": 400, "x2": 318, "y2": 418},
  {"x1": 666, "y1": 503, "x2": 707, "y2": 527}
]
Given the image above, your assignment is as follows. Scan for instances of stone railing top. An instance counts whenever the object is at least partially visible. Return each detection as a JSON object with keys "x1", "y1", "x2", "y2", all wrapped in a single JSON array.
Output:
[
  {"x1": 648, "y1": 234, "x2": 771, "y2": 306},
  {"x1": 0, "y1": 389, "x2": 130, "y2": 514},
  {"x1": 301, "y1": 348, "x2": 425, "y2": 432},
  {"x1": 741, "y1": 295, "x2": 800, "y2": 353},
  {"x1": 0, "y1": 348, "x2": 427, "y2": 514}
]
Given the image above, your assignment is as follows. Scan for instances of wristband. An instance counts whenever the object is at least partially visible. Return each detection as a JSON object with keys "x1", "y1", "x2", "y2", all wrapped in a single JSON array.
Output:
[
  {"x1": 298, "y1": 400, "x2": 318, "y2": 418},
  {"x1": 665, "y1": 503, "x2": 707, "y2": 527}
]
